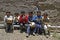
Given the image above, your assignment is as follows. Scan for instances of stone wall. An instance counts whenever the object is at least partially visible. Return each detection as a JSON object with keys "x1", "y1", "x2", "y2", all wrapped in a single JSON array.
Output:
[{"x1": 0, "y1": 0, "x2": 60, "y2": 25}]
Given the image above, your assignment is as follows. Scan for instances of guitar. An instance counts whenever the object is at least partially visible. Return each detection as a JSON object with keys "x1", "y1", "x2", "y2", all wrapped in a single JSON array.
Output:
[
  {"x1": 29, "y1": 22, "x2": 35, "y2": 28},
  {"x1": 6, "y1": 18, "x2": 13, "y2": 24}
]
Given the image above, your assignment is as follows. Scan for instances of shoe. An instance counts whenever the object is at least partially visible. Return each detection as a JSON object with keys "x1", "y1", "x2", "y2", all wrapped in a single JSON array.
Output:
[
  {"x1": 26, "y1": 34, "x2": 29, "y2": 38},
  {"x1": 33, "y1": 33, "x2": 35, "y2": 36},
  {"x1": 46, "y1": 35, "x2": 49, "y2": 38}
]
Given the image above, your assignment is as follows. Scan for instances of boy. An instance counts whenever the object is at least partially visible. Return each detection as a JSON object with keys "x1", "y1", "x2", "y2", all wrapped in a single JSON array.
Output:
[
  {"x1": 26, "y1": 12, "x2": 36, "y2": 37},
  {"x1": 4, "y1": 12, "x2": 13, "y2": 32},
  {"x1": 13, "y1": 13, "x2": 20, "y2": 25},
  {"x1": 19, "y1": 11, "x2": 28, "y2": 33},
  {"x1": 35, "y1": 11, "x2": 43, "y2": 34},
  {"x1": 42, "y1": 13, "x2": 50, "y2": 36}
]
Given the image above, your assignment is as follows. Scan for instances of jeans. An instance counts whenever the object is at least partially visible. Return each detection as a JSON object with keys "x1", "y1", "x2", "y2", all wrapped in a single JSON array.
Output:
[
  {"x1": 35, "y1": 24, "x2": 42, "y2": 33},
  {"x1": 6, "y1": 23, "x2": 13, "y2": 32},
  {"x1": 27, "y1": 24, "x2": 36, "y2": 35}
]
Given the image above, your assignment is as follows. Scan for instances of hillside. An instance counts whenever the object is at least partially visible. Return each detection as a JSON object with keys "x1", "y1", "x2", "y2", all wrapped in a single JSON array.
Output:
[{"x1": 0, "y1": 0, "x2": 60, "y2": 25}]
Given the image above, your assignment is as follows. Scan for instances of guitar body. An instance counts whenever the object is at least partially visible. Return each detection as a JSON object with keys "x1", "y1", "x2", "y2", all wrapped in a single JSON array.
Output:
[
  {"x1": 6, "y1": 18, "x2": 13, "y2": 32},
  {"x1": 29, "y1": 22, "x2": 35, "y2": 29}
]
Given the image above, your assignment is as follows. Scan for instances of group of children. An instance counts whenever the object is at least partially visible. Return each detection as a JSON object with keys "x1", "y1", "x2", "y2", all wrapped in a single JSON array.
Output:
[{"x1": 4, "y1": 11, "x2": 50, "y2": 37}]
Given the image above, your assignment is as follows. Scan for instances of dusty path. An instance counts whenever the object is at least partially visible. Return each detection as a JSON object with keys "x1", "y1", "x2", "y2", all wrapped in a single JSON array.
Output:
[{"x1": 0, "y1": 29, "x2": 56, "y2": 40}]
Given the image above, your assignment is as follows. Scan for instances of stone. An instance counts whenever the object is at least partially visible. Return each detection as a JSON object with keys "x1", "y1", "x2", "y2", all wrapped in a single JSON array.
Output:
[{"x1": 0, "y1": 0, "x2": 60, "y2": 25}]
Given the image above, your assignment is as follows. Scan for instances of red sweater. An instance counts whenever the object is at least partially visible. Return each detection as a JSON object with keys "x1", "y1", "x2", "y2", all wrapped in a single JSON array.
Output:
[{"x1": 19, "y1": 15, "x2": 28, "y2": 23}]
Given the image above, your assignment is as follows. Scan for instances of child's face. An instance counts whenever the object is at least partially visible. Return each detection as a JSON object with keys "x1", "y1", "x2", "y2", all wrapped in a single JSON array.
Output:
[
  {"x1": 29, "y1": 13, "x2": 33, "y2": 17},
  {"x1": 43, "y1": 13, "x2": 48, "y2": 17},
  {"x1": 43, "y1": 14, "x2": 48, "y2": 18},
  {"x1": 15, "y1": 14, "x2": 19, "y2": 16},
  {"x1": 21, "y1": 13, "x2": 25, "y2": 15},
  {"x1": 6, "y1": 13, "x2": 10, "y2": 16},
  {"x1": 37, "y1": 13, "x2": 41, "y2": 16}
]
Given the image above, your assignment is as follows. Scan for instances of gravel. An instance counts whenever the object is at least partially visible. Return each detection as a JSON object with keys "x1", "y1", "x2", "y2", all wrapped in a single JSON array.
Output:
[{"x1": 0, "y1": 29, "x2": 57, "y2": 40}]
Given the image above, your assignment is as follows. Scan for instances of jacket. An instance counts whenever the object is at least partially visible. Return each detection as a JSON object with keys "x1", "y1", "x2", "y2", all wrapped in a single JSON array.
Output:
[{"x1": 19, "y1": 15, "x2": 28, "y2": 23}]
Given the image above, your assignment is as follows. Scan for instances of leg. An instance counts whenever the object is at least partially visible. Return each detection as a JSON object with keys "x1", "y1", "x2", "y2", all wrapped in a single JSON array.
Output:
[
  {"x1": 6, "y1": 24, "x2": 11, "y2": 32},
  {"x1": 6, "y1": 24, "x2": 9, "y2": 32},
  {"x1": 26, "y1": 25, "x2": 30, "y2": 37},
  {"x1": 44, "y1": 25, "x2": 48, "y2": 35},
  {"x1": 20, "y1": 23, "x2": 23, "y2": 33},
  {"x1": 10, "y1": 24, "x2": 13, "y2": 32},
  {"x1": 39, "y1": 25, "x2": 43, "y2": 34},
  {"x1": 27, "y1": 26, "x2": 30, "y2": 35},
  {"x1": 35, "y1": 24, "x2": 42, "y2": 34}
]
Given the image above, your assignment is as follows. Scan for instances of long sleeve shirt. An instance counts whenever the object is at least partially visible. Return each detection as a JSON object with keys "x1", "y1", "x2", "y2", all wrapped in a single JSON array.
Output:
[
  {"x1": 19, "y1": 15, "x2": 28, "y2": 23},
  {"x1": 35, "y1": 15, "x2": 43, "y2": 24},
  {"x1": 4, "y1": 15, "x2": 13, "y2": 23},
  {"x1": 28, "y1": 15, "x2": 37, "y2": 23}
]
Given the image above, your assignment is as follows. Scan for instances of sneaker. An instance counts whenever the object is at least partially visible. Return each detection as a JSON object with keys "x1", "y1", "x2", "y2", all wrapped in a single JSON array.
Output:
[
  {"x1": 26, "y1": 34, "x2": 29, "y2": 38},
  {"x1": 33, "y1": 33, "x2": 35, "y2": 36},
  {"x1": 46, "y1": 35, "x2": 49, "y2": 38}
]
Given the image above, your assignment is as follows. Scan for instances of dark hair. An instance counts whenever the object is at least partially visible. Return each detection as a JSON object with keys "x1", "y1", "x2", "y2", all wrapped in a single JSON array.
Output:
[
  {"x1": 43, "y1": 13, "x2": 48, "y2": 16},
  {"x1": 37, "y1": 11, "x2": 41, "y2": 13},
  {"x1": 6, "y1": 12, "x2": 11, "y2": 13},
  {"x1": 29, "y1": 11, "x2": 33, "y2": 14},
  {"x1": 14, "y1": 13, "x2": 19, "y2": 15},
  {"x1": 21, "y1": 11, "x2": 25, "y2": 14}
]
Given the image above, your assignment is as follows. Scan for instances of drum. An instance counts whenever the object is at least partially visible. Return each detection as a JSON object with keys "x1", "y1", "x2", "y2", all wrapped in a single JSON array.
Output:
[
  {"x1": 6, "y1": 18, "x2": 13, "y2": 24},
  {"x1": 29, "y1": 22, "x2": 35, "y2": 28}
]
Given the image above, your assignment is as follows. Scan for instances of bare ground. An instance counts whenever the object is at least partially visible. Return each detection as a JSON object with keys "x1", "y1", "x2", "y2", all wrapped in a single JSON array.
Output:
[{"x1": 0, "y1": 29, "x2": 58, "y2": 40}]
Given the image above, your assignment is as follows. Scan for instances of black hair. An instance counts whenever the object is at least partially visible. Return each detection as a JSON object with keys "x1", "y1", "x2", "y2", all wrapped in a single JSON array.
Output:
[
  {"x1": 43, "y1": 13, "x2": 48, "y2": 16},
  {"x1": 29, "y1": 11, "x2": 33, "y2": 14},
  {"x1": 14, "y1": 13, "x2": 19, "y2": 15},
  {"x1": 6, "y1": 12, "x2": 11, "y2": 13},
  {"x1": 21, "y1": 11, "x2": 25, "y2": 14},
  {"x1": 37, "y1": 11, "x2": 41, "y2": 13}
]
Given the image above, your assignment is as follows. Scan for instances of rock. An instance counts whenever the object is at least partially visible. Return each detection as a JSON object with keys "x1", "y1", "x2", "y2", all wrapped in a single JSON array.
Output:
[{"x1": 0, "y1": 0, "x2": 60, "y2": 25}]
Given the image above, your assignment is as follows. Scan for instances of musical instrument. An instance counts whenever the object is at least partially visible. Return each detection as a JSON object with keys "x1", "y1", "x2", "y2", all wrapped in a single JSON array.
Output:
[
  {"x1": 14, "y1": 16, "x2": 19, "y2": 22},
  {"x1": 29, "y1": 22, "x2": 35, "y2": 28},
  {"x1": 6, "y1": 18, "x2": 13, "y2": 24},
  {"x1": 37, "y1": 18, "x2": 43, "y2": 22}
]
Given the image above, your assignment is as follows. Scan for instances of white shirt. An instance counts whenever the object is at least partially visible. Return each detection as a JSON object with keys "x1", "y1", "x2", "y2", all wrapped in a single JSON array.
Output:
[
  {"x1": 13, "y1": 16, "x2": 20, "y2": 22},
  {"x1": 4, "y1": 15, "x2": 13, "y2": 23}
]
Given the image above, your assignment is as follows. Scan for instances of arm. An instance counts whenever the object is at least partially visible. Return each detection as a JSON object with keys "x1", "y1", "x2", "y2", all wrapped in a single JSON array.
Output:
[
  {"x1": 32, "y1": 16, "x2": 37, "y2": 22},
  {"x1": 4, "y1": 16, "x2": 7, "y2": 23},
  {"x1": 4, "y1": 16, "x2": 7, "y2": 26}
]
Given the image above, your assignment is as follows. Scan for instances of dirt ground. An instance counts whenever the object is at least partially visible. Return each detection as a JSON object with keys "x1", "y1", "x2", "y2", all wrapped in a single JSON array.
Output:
[{"x1": 0, "y1": 29, "x2": 58, "y2": 40}]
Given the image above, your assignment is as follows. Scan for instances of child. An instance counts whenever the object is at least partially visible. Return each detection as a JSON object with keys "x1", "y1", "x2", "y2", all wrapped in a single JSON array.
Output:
[
  {"x1": 13, "y1": 13, "x2": 20, "y2": 25},
  {"x1": 42, "y1": 13, "x2": 50, "y2": 36},
  {"x1": 4, "y1": 12, "x2": 13, "y2": 32},
  {"x1": 35, "y1": 11, "x2": 43, "y2": 34},
  {"x1": 19, "y1": 11, "x2": 28, "y2": 33},
  {"x1": 26, "y1": 12, "x2": 36, "y2": 37}
]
